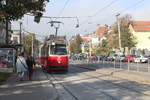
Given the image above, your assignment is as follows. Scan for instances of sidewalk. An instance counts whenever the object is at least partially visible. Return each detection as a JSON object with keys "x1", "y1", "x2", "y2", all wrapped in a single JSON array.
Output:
[
  {"x1": 96, "y1": 68, "x2": 150, "y2": 85},
  {"x1": 0, "y1": 68, "x2": 58, "y2": 100}
]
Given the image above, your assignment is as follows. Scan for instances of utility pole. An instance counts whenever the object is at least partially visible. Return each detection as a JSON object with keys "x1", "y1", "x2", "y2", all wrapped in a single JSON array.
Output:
[
  {"x1": 5, "y1": 20, "x2": 9, "y2": 44},
  {"x1": 116, "y1": 13, "x2": 121, "y2": 50},
  {"x1": 5, "y1": 0, "x2": 9, "y2": 44},
  {"x1": 32, "y1": 35, "x2": 34, "y2": 57},
  {"x1": 19, "y1": 22, "x2": 22, "y2": 44},
  {"x1": 55, "y1": 26, "x2": 59, "y2": 36},
  {"x1": 48, "y1": 21, "x2": 63, "y2": 36}
]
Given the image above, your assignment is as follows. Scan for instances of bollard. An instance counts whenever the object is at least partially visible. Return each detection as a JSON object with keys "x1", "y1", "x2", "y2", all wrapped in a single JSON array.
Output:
[
  {"x1": 148, "y1": 59, "x2": 150, "y2": 72},
  {"x1": 102, "y1": 60, "x2": 103, "y2": 67},
  {"x1": 136, "y1": 61, "x2": 139, "y2": 72},
  {"x1": 103, "y1": 60, "x2": 105, "y2": 67},
  {"x1": 87, "y1": 57, "x2": 89, "y2": 64},
  {"x1": 114, "y1": 60, "x2": 115, "y2": 70},
  {"x1": 128, "y1": 59, "x2": 129, "y2": 71},
  {"x1": 120, "y1": 59, "x2": 121, "y2": 69}
]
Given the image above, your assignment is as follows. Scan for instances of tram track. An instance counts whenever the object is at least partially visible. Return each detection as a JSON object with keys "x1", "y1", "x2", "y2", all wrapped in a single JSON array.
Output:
[
  {"x1": 42, "y1": 65, "x2": 150, "y2": 100},
  {"x1": 44, "y1": 72, "x2": 80, "y2": 100},
  {"x1": 43, "y1": 69, "x2": 120, "y2": 100},
  {"x1": 50, "y1": 72, "x2": 118, "y2": 100},
  {"x1": 76, "y1": 66, "x2": 150, "y2": 97}
]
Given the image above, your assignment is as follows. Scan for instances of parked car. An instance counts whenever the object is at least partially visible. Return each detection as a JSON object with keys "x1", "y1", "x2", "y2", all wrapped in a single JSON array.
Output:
[
  {"x1": 91, "y1": 55, "x2": 97, "y2": 61},
  {"x1": 115, "y1": 55, "x2": 126, "y2": 62},
  {"x1": 96, "y1": 55, "x2": 103, "y2": 60},
  {"x1": 106, "y1": 54, "x2": 118, "y2": 61},
  {"x1": 123, "y1": 55, "x2": 136, "y2": 62},
  {"x1": 134, "y1": 55, "x2": 148, "y2": 63},
  {"x1": 97, "y1": 55, "x2": 108, "y2": 60},
  {"x1": 144, "y1": 55, "x2": 150, "y2": 59}
]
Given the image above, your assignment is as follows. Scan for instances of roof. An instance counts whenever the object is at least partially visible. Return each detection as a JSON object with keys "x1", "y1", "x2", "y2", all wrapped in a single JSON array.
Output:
[
  {"x1": 82, "y1": 34, "x2": 90, "y2": 37},
  {"x1": 131, "y1": 21, "x2": 150, "y2": 32},
  {"x1": 81, "y1": 37, "x2": 91, "y2": 42},
  {"x1": 95, "y1": 26, "x2": 107, "y2": 38}
]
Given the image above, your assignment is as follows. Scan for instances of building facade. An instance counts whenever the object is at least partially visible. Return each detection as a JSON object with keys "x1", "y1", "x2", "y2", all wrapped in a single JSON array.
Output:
[
  {"x1": 0, "y1": 21, "x2": 11, "y2": 45},
  {"x1": 129, "y1": 21, "x2": 150, "y2": 50},
  {"x1": 11, "y1": 30, "x2": 20, "y2": 44}
]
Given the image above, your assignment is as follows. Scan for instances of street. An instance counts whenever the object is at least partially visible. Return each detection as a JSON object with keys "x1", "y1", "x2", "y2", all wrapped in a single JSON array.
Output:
[
  {"x1": 1, "y1": 61, "x2": 150, "y2": 100},
  {"x1": 1, "y1": 1, "x2": 150, "y2": 100},
  {"x1": 45, "y1": 61, "x2": 150, "y2": 100}
]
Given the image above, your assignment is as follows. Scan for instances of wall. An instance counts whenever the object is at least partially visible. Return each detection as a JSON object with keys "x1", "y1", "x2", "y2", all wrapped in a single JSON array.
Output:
[
  {"x1": 129, "y1": 25, "x2": 150, "y2": 50},
  {"x1": 0, "y1": 22, "x2": 6, "y2": 44}
]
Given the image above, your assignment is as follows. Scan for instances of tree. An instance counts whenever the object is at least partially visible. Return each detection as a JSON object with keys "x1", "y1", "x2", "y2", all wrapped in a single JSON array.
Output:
[
  {"x1": 96, "y1": 39, "x2": 108, "y2": 54},
  {"x1": 69, "y1": 34, "x2": 82, "y2": 54},
  {"x1": 23, "y1": 33, "x2": 41, "y2": 55},
  {"x1": 119, "y1": 14, "x2": 137, "y2": 49},
  {"x1": 105, "y1": 26, "x2": 119, "y2": 49},
  {"x1": 0, "y1": 0, "x2": 49, "y2": 23},
  {"x1": 96, "y1": 25, "x2": 119, "y2": 55},
  {"x1": 104, "y1": 14, "x2": 136, "y2": 54},
  {"x1": 69, "y1": 39, "x2": 76, "y2": 54}
]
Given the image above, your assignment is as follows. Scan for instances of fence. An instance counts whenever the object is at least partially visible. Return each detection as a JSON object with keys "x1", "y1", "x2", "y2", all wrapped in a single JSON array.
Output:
[{"x1": 70, "y1": 58, "x2": 150, "y2": 73}]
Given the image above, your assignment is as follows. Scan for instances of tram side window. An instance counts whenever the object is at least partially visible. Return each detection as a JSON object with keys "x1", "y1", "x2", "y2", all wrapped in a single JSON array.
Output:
[
  {"x1": 41, "y1": 45, "x2": 49, "y2": 56},
  {"x1": 41, "y1": 47, "x2": 45, "y2": 56},
  {"x1": 46, "y1": 46, "x2": 49, "y2": 56},
  {"x1": 50, "y1": 45, "x2": 55, "y2": 55}
]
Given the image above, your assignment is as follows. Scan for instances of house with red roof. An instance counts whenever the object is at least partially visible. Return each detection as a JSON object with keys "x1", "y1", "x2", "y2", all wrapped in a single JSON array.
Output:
[
  {"x1": 81, "y1": 34, "x2": 101, "y2": 54},
  {"x1": 80, "y1": 25, "x2": 110, "y2": 54},
  {"x1": 129, "y1": 21, "x2": 150, "y2": 50},
  {"x1": 95, "y1": 26, "x2": 106, "y2": 38}
]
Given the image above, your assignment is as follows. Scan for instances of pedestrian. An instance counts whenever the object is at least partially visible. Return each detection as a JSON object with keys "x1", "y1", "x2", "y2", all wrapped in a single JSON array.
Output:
[
  {"x1": 16, "y1": 52, "x2": 28, "y2": 81},
  {"x1": 26, "y1": 55, "x2": 35, "y2": 81}
]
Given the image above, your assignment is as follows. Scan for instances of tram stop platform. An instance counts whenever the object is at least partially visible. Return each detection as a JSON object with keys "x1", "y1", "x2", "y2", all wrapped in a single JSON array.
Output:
[{"x1": 0, "y1": 68, "x2": 58, "y2": 100}]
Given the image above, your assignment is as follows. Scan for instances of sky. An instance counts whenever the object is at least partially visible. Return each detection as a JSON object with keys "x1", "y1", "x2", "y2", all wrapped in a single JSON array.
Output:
[{"x1": 12, "y1": 0, "x2": 150, "y2": 40}]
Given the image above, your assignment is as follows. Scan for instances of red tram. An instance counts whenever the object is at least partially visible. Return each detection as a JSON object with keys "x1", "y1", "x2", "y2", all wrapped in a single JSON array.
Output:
[{"x1": 38, "y1": 35, "x2": 68, "y2": 72}]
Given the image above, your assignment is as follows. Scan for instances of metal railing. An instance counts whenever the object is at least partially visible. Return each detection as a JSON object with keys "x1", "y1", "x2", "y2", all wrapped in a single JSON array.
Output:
[{"x1": 69, "y1": 57, "x2": 150, "y2": 73}]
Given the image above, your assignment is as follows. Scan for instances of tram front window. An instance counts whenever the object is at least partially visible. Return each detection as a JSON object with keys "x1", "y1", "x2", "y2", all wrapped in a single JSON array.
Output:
[{"x1": 55, "y1": 48, "x2": 67, "y2": 55}]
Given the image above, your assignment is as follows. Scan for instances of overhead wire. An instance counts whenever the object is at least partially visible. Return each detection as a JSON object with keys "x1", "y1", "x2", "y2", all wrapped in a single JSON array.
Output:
[
  {"x1": 83, "y1": 0, "x2": 145, "y2": 27},
  {"x1": 119, "y1": 0, "x2": 145, "y2": 14},
  {"x1": 23, "y1": 0, "x2": 72, "y2": 40},
  {"x1": 24, "y1": 0, "x2": 146, "y2": 40},
  {"x1": 67, "y1": 0, "x2": 120, "y2": 38},
  {"x1": 57, "y1": 0, "x2": 71, "y2": 17},
  {"x1": 97, "y1": 0, "x2": 146, "y2": 23},
  {"x1": 92, "y1": 0, "x2": 120, "y2": 17},
  {"x1": 70, "y1": 0, "x2": 146, "y2": 37},
  {"x1": 25, "y1": 13, "x2": 78, "y2": 19},
  {"x1": 79, "y1": 0, "x2": 120, "y2": 26}
]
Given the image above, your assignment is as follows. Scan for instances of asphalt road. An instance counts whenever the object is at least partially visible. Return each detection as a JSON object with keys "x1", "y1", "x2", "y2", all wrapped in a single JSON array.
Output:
[
  {"x1": 45, "y1": 63, "x2": 150, "y2": 100},
  {"x1": 1, "y1": 62, "x2": 150, "y2": 100}
]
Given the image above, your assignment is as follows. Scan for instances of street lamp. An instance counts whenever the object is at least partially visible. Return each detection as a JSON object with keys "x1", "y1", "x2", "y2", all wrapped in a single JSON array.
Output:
[
  {"x1": 19, "y1": 22, "x2": 22, "y2": 44},
  {"x1": 75, "y1": 17, "x2": 79, "y2": 28},
  {"x1": 48, "y1": 21, "x2": 64, "y2": 36},
  {"x1": 116, "y1": 13, "x2": 121, "y2": 50}
]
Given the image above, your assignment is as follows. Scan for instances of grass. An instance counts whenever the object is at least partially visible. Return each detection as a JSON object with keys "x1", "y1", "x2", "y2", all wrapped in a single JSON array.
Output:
[{"x1": 0, "y1": 72, "x2": 11, "y2": 85}]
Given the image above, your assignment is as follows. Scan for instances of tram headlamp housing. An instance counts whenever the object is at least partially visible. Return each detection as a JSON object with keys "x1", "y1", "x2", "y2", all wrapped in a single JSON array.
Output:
[{"x1": 52, "y1": 42, "x2": 55, "y2": 45}]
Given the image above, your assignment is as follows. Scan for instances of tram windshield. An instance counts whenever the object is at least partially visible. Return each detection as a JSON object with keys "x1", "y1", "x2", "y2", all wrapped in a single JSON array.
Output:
[{"x1": 50, "y1": 44, "x2": 67, "y2": 55}]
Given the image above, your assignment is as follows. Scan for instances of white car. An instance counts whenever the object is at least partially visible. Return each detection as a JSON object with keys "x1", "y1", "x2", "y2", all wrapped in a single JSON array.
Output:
[
  {"x1": 134, "y1": 55, "x2": 148, "y2": 63},
  {"x1": 115, "y1": 55, "x2": 126, "y2": 61}
]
